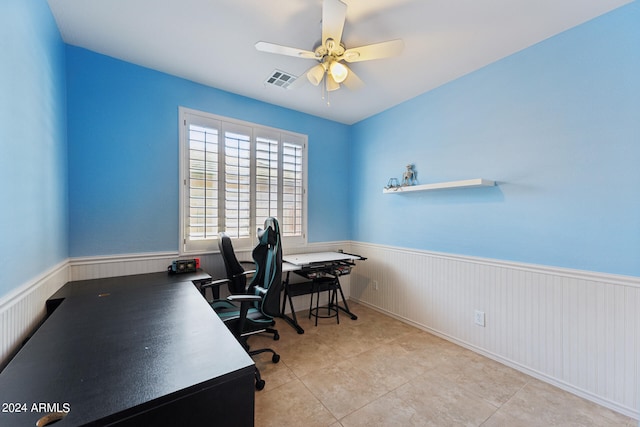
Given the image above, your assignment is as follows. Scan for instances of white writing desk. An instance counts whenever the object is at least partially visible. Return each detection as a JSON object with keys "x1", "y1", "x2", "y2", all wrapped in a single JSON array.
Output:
[
  {"x1": 281, "y1": 251, "x2": 365, "y2": 334},
  {"x1": 284, "y1": 251, "x2": 362, "y2": 266}
]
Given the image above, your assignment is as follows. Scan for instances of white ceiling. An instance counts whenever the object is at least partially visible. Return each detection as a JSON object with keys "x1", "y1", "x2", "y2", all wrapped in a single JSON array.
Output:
[{"x1": 47, "y1": 0, "x2": 632, "y2": 125}]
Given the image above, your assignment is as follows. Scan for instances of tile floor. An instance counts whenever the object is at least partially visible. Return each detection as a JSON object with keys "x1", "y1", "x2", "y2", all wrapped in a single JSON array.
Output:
[{"x1": 249, "y1": 301, "x2": 636, "y2": 427}]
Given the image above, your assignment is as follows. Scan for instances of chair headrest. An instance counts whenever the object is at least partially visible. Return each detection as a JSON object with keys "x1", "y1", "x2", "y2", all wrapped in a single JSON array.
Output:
[{"x1": 257, "y1": 217, "x2": 280, "y2": 246}]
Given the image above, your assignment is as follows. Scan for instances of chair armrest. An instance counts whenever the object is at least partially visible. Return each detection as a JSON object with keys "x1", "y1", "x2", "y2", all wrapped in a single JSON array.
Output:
[
  {"x1": 200, "y1": 278, "x2": 230, "y2": 289},
  {"x1": 226, "y1": 294, "x2": 261, "y2": 336},
  {"x1": 227, "y1": 294, "x2": 261, "y2": 302},
  {"x1": 253, "y1": 286, "x2": 267, "y2": 296},
  {"x1": 232, "y1": 270, "x2": 256, "y2": 279},
  {"x1": 200, "y1": 278, "x2": 230, "y2": 301}
]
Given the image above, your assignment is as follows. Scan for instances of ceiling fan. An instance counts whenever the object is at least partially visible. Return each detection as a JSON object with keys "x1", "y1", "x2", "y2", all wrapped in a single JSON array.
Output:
[{"x1": 255, "y1": 0, "x2": 404, "y2": 95}]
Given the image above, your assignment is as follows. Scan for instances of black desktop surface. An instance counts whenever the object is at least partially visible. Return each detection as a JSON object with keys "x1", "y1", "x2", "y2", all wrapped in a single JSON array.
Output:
[
  {"x1": 45, "y1": 270, "x2": 213, "y2": 314},
  {"x1": 0, "y1": 272, "x2": 255, "y2": 426}
]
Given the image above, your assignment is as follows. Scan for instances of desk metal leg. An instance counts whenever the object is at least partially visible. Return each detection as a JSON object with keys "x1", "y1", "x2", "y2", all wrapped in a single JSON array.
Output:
[
  {"x1": 280, "y1": 272, "x2": 305, "y2": 334},
  {"x1": 332, "y1": 277, "x2": 358, "y2": 320}
]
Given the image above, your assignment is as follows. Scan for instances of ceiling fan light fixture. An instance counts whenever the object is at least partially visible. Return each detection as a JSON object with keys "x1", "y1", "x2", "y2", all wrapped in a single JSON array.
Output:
[
  {"x1": 307, "y1": 64, "x2": 325, "y2": 86},
  {"x1": 329, "y1": 61, "x2": 348, "y2": 83},
  {"x1": 326, "y1": 74, "x2": 340, "y2": 91}
]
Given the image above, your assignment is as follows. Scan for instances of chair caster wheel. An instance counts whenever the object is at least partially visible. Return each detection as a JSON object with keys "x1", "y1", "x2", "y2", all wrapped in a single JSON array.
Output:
[
  {"x1": 274, "y1": 333, "x2": 280, "y2": 341},
  {"x1": 255, "y1": 379, "x2": 265, "y2": 390},
  {"x1": 272, "y1": 354, "x2": 280, "y2": 363}
]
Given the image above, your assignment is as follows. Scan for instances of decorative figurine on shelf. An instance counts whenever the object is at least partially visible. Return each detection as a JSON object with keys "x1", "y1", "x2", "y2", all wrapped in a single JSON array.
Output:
[
  {"x1": 401, "y1": 163, "x2": 418, "y2": 186},
  {"x1": 385, "y1": 177, "x2": 400, "y2": 191}
]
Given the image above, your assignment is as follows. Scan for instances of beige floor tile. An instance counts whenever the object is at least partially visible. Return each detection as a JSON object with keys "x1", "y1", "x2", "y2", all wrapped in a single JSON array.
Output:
[
  {"x1": 340, "y1": 341, "x2": 429, "y2": 390},
  {"x1": 254, "y1": 378, "x2": 337, "y2": 427},
  {"x1": 410, "y1": 369, "x2": 500, "y2": 421},
  {"x1": 391, "y1": 330, "x2": 472, "y2": 372},
  {"x1": 480, "y1": 409, "x2": 537, "y2": 427},
  {"x1": 276, "y1": 337, "x2": 346, "y2": 377},
  {"x1": 316, "y1": 323, "x2": 385, "y2": 357},
  {"x1": 494, "y1": 378, "x2": 635, "y2": 426},
  {"x1": 341, "y1": 373, "x2": 498, "y2": 427},
  {"x1": 301, "y1": 359, "x2": 390, "y2": 420},
  {"x1": 432, "y1": 350, "x2": 529, "y2": 407},
  {"x1": 338, "y1": 390, "x2": 423, "y2": 427}
]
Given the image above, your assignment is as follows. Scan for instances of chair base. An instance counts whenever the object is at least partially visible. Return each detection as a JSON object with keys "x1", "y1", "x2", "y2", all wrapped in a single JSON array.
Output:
[{"x1": 249, "y1": 347, "x2": 280, "y2": 390}]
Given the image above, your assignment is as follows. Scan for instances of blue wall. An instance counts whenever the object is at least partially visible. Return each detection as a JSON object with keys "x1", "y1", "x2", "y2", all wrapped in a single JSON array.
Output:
[
  {"x1": 66, "y1": 47, "x2": 352, "y2": 256},
  {"x1": 2, "y1": 0, "x2": 637, "y2": 303},
  {"x1": 0, "y1": 0, "x2": 68, "y2": 298},
  {"x1": 351, "y1": 3, "x2": 640, "y2": 277}
]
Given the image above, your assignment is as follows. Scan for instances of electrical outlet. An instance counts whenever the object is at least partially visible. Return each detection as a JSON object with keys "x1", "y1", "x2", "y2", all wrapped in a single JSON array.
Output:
[
  {"x1": 373, "y1": 280, "x2": 379, "y2": 290},
  {"x1": 474, "y1": 310, "x2": 485, "y2": 327}
]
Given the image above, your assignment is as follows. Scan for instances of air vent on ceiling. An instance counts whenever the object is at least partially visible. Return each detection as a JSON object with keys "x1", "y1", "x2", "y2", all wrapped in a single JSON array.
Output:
[{"x1": 264, "y1": 70, "x2": 297, "y2": 89}]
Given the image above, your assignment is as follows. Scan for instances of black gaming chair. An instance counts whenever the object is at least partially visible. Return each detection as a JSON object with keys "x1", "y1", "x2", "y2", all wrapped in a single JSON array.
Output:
[
  {"x1": 207, "y1": 232, "x2": 256, "y2": 312},
  {"x1": 206, "y1": 218, "x2": 283, "y2": 390}
]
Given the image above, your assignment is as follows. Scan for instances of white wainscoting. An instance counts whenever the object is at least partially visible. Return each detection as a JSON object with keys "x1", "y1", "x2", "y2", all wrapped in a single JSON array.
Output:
[
  {"x1": 0, "y1": 261, "x2": 69, "y2": 370},
  {"x1": 69, "y1": 252, "x2": 180, "y2": 281},
  {"x1": 348, "y1": 242, "x2": 640, "y2": 420}
]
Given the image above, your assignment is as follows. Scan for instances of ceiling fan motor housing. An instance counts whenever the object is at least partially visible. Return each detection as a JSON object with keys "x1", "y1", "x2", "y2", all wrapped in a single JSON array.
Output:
[{"x1": 314, "y1": 38, "x2": 345, "y2": 61}]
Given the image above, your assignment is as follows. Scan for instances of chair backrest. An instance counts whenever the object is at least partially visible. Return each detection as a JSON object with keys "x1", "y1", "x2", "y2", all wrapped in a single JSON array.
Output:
[
  {"x1": 218, "y1": 232, "x2": 248, "y2": 294},
  {"x1": 249, "y1": 217, "x2": 283, "y2": 318}
]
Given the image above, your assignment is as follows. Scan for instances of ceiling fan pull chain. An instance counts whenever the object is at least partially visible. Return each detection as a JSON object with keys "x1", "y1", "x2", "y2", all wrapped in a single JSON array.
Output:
[
  {"x1": 325, "y1": 77, "x2": 331, "y2": 106},
  {"x1": 321, "y1": 76, "x2": 329, "y2": 106}
]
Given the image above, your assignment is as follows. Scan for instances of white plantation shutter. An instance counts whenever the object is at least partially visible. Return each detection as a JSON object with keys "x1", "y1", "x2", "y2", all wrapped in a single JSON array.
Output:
[
  {"x1": 187, "y1": 123, "x2": 219, "y2": 243},
  {"x1": 282, "y1": 139, "x2": 304, "y2": 237},
  {"x1": 180, "y1": 107, "x2": 307, "y2": 253},
  {"x1": 255, "y1": 135, "x2": 279, "y2": 222},
  {"x1": 224, "y1": 126, "x2": 252, "y2": 239}
]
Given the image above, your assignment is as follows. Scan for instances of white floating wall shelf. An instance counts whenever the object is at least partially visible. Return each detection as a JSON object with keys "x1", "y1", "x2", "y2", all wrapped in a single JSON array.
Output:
[{"x1": 383, "y1": 178, "x2": 495, "y2": 194}]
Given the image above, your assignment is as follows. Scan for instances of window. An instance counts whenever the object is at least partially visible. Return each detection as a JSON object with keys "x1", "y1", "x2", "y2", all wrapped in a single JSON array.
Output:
[{"x1": 179, "y1": 107, "x2": 307, "y2": 253}]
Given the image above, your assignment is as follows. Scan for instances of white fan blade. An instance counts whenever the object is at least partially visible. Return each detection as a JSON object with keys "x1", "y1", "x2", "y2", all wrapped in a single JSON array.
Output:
[
  {"x1": 322, "y1": 0, "x2": 347, "y2": 46},
  {"x1": 255, "y1": 41, "x2": 317, "y2": 59},
  {"x1": 343, "y1": 39, "x2": 404, "y2": 63},
  {"x1": 342, "y1": 65, "x2": 364, "y2": 91}
]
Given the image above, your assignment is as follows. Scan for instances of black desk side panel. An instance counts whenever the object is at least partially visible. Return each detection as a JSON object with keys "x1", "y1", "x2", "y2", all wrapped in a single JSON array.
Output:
[{"x1": 0, "y1": 273, "x2": 254, "y2": 426}]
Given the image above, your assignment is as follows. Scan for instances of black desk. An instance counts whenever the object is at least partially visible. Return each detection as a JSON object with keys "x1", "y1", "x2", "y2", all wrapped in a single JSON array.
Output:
[{"x1": 0, "y1": 271, "x2": 255, "y2": 426}]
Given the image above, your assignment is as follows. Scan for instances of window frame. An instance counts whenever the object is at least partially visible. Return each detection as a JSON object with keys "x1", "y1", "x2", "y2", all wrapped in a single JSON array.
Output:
[{"x1": 178, "y1": 107, "x2": 307, "y2": 254}]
